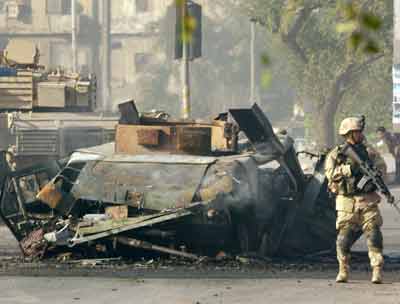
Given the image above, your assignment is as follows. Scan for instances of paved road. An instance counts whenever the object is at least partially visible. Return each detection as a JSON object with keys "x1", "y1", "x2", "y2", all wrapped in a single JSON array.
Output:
[{"x1": 2, "y1": 274, "x2": 400, "y2": 304}]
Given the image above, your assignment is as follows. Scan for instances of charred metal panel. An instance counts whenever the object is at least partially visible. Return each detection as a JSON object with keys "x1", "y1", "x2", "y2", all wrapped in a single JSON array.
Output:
[
  {"x1": 301, "y1": 155, "x2": 329, "y2": 214},
  {"x1": 230, "y1": 103, "x2": 284, "y2": 155},
  {"x1": 71, "y1": 161, "x2": 209, "y2": 211},
  {"x1": 281, "y1": 145, "x2": 306, "y2": 188},
  {"x1": 230, "y1": 103, "x2": 305, "y2": 187},
  {"x1": 0, "y1": 104, "x2": 337, "y2": 260},
  {"x1": 0, "y1": 160, "x2": 61, "y2": 241},
  {"x1": 118, "y1": 100, "x2": 140, "y2": 125}
]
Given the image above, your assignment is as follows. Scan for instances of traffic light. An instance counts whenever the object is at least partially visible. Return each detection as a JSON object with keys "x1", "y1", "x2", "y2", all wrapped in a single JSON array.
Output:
[{"x1": 167, "y1": 1, "x2": 202, "y2": 61}]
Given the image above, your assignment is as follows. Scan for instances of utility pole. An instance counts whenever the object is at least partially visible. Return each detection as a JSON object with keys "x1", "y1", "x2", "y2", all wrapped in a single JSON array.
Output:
[
  {"x1": 101, "y1": 0, "x2": 111, "y2": 112},
  {"x1": 181, "y1": 0, "x2": 191, "y2": 119},
  {"x1": 250, "y1": 19, "x2": 256, "y2": 103},
  {"x1": 71, "y1": 0, "x2": 77, "y2": 73}
]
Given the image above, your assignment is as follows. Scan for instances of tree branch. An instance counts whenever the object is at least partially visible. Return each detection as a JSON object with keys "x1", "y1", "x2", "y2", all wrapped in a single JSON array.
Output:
[
  {"x1": 280, "y1": 6, "x2": 311, "y2": 63},
  {"x1": 322, "y1": 53, "x2": 385, "y2": 116},
  {"x1": 348, "y1": 54, "x2": 384, "y2": 76},
  {"x1": 337, "y1": 54, "x2": 384, "y2": 94}
]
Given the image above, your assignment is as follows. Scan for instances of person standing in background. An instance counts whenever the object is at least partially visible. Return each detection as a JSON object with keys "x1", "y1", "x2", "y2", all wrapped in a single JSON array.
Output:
[{"x1": 376, "y1": 127, "x2": 400, "y2": 182}]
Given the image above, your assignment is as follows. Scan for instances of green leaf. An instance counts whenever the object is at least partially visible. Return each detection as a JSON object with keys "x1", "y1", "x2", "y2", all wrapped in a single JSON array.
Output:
[
  {"x1": 261, "y1": 71, "x2": 272, "y2": 88},
  {"x1": 364, "y1": 40, "x2": 380, "y2": 54},
  {"x1": 339, "y1": 2, "x2": 357, "y2": 20},
  {"x1": 349, "y1": 32, "x2": 363, "y2": 50},
  {"x1": 360, "y1": 13, "x2": 382, "y2": 31},
  {"x1": 336, "y1": 21, "x2": 357, "y2": 33},
  {"x1": 261, "y1": 53, "x2": 270, "y2": 66}
]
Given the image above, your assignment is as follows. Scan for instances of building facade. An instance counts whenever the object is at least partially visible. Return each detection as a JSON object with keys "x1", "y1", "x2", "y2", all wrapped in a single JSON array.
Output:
[{"x1": 0, "y1": 0, "x2": 270, "y2": 118}]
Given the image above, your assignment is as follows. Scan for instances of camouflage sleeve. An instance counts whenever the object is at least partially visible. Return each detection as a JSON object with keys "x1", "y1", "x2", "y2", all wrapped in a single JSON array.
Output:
[{"x1": 324, "y1": 148, "x2": 352, "y2": 183}]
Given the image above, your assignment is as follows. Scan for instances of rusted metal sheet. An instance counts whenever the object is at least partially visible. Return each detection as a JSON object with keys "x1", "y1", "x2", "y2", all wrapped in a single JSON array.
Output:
[
  {"x1": 137, "y1": 129, "x2": 160, "y2": 146},
  {"x1": 116, "y1": 124, "x2": 212, "y2": 155},
  {"x1": 115, "y1": 125, "x2": 172, "y2": 154},
  {"x1": 176, "y1": 127, "x2": 211, "y2": 155},
  {"x1": 211, "y1": 121, "x2": 229, "y2": 151},
  {"x1": 36, "y1": 181, "x2": 63, "y2": 209}
]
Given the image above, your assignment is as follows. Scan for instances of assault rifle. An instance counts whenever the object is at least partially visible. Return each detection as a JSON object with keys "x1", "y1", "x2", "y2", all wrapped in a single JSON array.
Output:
[{"x1": 341, "y1": 144, "x2": 400, "y2": 214}]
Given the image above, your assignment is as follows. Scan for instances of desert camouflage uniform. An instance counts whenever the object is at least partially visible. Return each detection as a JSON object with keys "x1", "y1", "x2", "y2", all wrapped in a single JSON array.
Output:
[{"x1": 325, "y1": 144, "x2": 384, "y2": 271}]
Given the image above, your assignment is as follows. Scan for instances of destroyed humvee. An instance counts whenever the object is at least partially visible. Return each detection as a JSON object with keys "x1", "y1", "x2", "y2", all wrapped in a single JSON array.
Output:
[{"x1": 0, "y1": 103, "x2": 336, "y2": 260}]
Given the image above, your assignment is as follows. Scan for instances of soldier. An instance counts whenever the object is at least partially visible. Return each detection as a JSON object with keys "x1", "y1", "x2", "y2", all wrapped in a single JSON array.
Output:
[
  {"x1": 325, "y1": 117, "x2": 384, "y2": 284},
  {"x1": 376, "y1": 126, "x2": 400, "y2": 182}
]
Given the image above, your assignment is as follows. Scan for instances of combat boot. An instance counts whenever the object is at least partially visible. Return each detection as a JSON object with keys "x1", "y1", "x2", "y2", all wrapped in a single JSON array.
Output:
[
  {"x1": 371, "y1": 266, "x2": 382, "y2": 284},
  {"x1": 336, "y1": 263, "x2": 349, "y2": 283}
]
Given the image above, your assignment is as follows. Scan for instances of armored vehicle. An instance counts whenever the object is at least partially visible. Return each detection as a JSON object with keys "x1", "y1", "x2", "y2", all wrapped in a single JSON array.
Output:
[
  {"x1": 0, "y1": 44, "x2": 117, "y2": 169},
  {"x1": 0, "y1": 103, "x2": 336, "y2": 260}
]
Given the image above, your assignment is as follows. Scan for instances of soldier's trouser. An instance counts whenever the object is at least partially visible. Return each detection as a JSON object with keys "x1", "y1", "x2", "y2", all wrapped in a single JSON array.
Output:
[{"x1": 336, "y1": 204, "x2": 384, "y2": 268}]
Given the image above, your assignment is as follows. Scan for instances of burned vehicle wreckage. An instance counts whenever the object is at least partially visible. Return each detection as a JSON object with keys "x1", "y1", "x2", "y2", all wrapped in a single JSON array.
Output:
[{"x1": 0, "y1": 103, "x2": 336, "y2": 261}]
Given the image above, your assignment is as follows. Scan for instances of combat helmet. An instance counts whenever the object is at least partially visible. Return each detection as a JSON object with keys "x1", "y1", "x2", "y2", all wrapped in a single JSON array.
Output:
[{"x1": 338, "y1": 117, "x2": 364, "y2": 136}]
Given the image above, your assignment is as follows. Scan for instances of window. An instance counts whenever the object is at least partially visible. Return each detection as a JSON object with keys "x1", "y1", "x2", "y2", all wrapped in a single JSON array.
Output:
[
  {"x1": 18, "y1": 0, "x2": 32, "y2": 23},
  {"x1": 46, "y1": 0, "x2": 71, "y2": 15},
  {"x1": 136, "y1": 0, "x2": 149, "y2": 13}
]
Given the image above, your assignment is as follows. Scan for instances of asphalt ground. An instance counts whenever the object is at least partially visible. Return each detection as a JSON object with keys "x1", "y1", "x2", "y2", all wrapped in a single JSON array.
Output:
[{"x1": 2, "y1": 275, "x2": 400, "y2": 304}]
